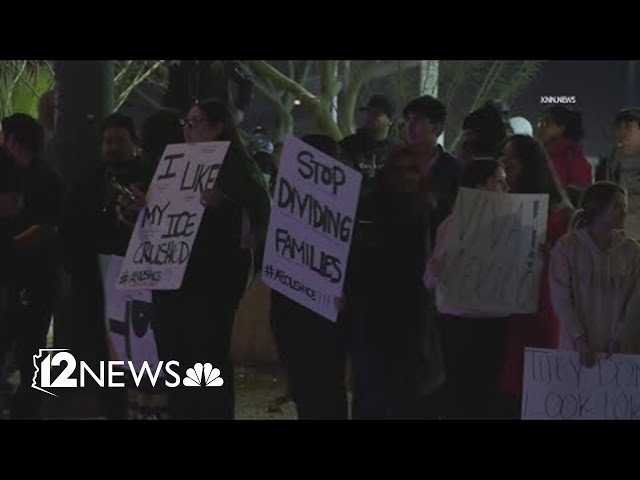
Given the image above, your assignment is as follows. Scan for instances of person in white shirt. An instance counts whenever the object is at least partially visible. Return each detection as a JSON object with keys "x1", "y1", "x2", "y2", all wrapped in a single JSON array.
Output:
[{"x1": 550, "y1": 182, "x2": 640, "y2": 367}]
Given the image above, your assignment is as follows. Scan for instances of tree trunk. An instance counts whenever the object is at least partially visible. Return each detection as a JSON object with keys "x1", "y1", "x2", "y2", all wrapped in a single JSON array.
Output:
[{"x1": 53, "y1": 60, "x2": 114, "y2": 186}]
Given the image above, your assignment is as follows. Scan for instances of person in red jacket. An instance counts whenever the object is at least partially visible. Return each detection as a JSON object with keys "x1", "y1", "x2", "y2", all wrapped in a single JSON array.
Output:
[
  {"x1": 536, "y1": 106, "x2": 592, "y2": 204},
  {"x1": 497, "y1": 134, "x2": 575, "y2": 418}
]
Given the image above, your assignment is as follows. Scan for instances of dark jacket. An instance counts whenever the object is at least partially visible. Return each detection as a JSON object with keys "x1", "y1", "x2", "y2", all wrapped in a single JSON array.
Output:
[
  {"x1": 425, "y1": 147, "x2": 462, "y2": 243},
  {"x1": 13, "y1": 157, "x2": 64, "y2": 277},
  {"x1": 346, "y1": 190, "x2": 444, "y2": 413},
  {"x1": 340, "y1": 128, "x2": 396, "y2": 201}
]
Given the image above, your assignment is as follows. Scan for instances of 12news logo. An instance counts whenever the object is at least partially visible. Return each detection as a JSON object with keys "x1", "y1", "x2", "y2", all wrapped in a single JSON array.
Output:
[{"x1": 32, "y1": 349, "x2": 223, "y2": 397}]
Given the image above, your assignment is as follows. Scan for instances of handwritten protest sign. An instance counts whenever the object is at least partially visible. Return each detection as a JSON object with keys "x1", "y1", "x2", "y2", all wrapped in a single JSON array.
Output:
[
  {"x1": 522, "y1": 347, "x2": 640, "y2": 420},
  {"x1": 117, "y1": 142, "x2": 229, "y2": 290},
  {"x1": 437, "y1": 188, "x2": 549, "y2": 314},
  {"x1": 100, "y1": 255, "x2": 161, "y2": 375},
  {"x1": 262, "y1": 136, "x2": 362, "y2": 322}
]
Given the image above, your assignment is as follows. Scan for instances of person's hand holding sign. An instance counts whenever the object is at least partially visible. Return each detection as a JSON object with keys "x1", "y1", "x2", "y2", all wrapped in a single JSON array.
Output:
[
  {"x1": 575, "y1": 335, "x2": 597, "y2": 368},
  {"x1": 334, "y1": 295, "x2": 346, "y2": 314},
  {"x1": 201, "y1": 188, "x2": 227, "y2": 210}
]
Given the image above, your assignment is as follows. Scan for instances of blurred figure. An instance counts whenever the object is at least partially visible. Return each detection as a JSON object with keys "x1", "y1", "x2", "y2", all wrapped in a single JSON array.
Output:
[
  {"x1": 497, "y1": 134, "x2": 574, "y2": 418},
  {"x1": 0, "y1": 114, "x2": 64, "y2": 419},
  {"x1": 347, "y1": 145, "x2": 444, "y2": 419},
  {"x1": 247, "y1": 126, "x2": 277, "y2": 191},
  {"x1": 59, "y1": 113, "x2": 147, "y2": 418},
  {"x1": 402, "y1": 95, "x2": 461, "y2": 243},
  {"x1": 536, "y1": 105, "x2": 592, "y2": 205},
  {"x1": 596, "y1": 107, "x2": 640, "y2": 240},
  {"x1": 551, "y1": 182, "x2": 640, "y2": 365},
  {"x1": 424, "y1": 159, "x2": 510, "y2": 419},
  {"x1": 457, "y1": 105, "x2": 508, "y2": 164},
  {"x1": 340, "y1": 94, "x2": 397, "y2": 203},
  {"x1": 269, "y1": 134, "x2": 349, "y2": 420}
]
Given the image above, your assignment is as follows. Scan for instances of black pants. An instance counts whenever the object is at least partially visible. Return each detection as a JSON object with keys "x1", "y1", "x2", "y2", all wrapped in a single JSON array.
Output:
[
  {"x1": 153, "y1": 287, "x2": 239, "y2": 420},
  {"x1": 1, "y1": 283, "x2": 57, "y2": 419},
  {"x1": 270, "y1": 292, "x2": 348, "y2": 420},
  {"x1": 438, "y1": 314, "x2": 508, "y2": 419}
]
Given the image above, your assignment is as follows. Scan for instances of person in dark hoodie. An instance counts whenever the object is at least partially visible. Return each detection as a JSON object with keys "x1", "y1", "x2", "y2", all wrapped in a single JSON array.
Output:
[
  {"x1": 0, "y1": 114, "x2": 64, "y2": 419},
  {"x1": 596, "y1": 107, "x2": 640, "y2": 240},
  {"x1": 269, "y1": 134, "x2": 350, "y2": 420},
  {"x1": 347, "y1": 144, "x2": 444, "y2": 419},
  {"x1": 151, "y1": 99, "x2": 271, "y2": 420},
  {"x1": 340, "y1": 94, "x2": 397, "y2": 203}
]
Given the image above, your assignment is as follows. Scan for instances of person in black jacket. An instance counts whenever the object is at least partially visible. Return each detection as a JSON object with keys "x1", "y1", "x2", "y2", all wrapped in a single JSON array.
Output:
[
  {"x1": 347, "y1": 145, "x2": 444, "y2": 419},
  {"x1": 403, "y1": 95, "x2": 462, "y2": 244},
  {"x1": 152, "y1": 99, "x2": 270, "y2": 419},
  {"x1": 340, "y1": 95, "x2": 397, "y2": 205},
  {"x1": 269, "y1": 134, "x2": 349, "y2": 420},
  {"x1": 0, "y1": 114, "x2": 64, "y2": 419}
]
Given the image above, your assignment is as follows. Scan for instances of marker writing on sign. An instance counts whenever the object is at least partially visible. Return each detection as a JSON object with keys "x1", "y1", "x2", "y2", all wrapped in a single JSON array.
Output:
[
  {"x1": 275, "y1": 227, "x2": 343, "y2": 283},
  {"x1": 180, "y1": 162, "x2": 221, "y2": 193},
  {"x1": 162, "y1": 211, "x2": 198, "y2": 239},
  {"x1": 277, "y1": 177, "x2": 353, "y2": 243},
  {"x1": 297, "y1": 150, "x2": 346, "y2": 195},
  {"x1": 157, "y1": 153, "x2": 184, "y2": 180}
]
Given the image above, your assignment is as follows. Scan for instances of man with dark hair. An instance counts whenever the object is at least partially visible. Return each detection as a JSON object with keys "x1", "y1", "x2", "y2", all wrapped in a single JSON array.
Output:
[
  {"x1": 340, "y1": 95, "x2": 397, "y2": 201},
  {"x1": 163, "y1": 60, "x2": 254, "y2": 124},
  {"x1": 59, "y1": 112, "x2": 147, "y2": 418},
  {"x1": 597, "y1": 107, "x2": 640, "y2": 239},
  {"x1": 0, "y1": 113, "x2": 64, "y2": 419},
  {"x1": 403, "y1": 95, "x2": 462, "y2": 241}
]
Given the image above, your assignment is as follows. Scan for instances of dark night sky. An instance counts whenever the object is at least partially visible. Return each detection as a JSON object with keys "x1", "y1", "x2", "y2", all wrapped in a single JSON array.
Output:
[{"x1": 511, "y1": 60, "x2": 638, "y2": 157}]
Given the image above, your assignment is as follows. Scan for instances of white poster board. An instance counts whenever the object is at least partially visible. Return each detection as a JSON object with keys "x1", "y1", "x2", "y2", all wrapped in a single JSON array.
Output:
[
  {"x1": 522, "y1": 347, "x2": 640, "y2": 420},
  {"x1": 117, "y1": 142, "x2": 229, "y2": 290},
  {"x1": 262, "y1": 136, "x2": 362, "y2": 322},
  {"x1": 100, "y1": 255, "x2": 161, "y2": 375},
  {"x1": 437, "y1": 188, "x2": 549, "y2": 314}
]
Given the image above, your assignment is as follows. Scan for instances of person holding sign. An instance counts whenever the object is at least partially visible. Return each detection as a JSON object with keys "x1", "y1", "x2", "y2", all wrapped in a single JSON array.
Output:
[
  {"x1": 550, "y1": 182, "x2": 640, "y2": 367},
  {"x1": 497, "y1": 134, "x2": 575, "y2": 418},
  {"x1": 423, "y1": 159, "x2": 511, "y2": 419},
  {"x1": 152, "y1": 100, "x2": 271, "y2": 420},
  {"x1": 269, "y1": 134, "x2": 350, "y2": 420},
  {"x1": 347, "y1": 145, "x2": 444, "y2": 419}
]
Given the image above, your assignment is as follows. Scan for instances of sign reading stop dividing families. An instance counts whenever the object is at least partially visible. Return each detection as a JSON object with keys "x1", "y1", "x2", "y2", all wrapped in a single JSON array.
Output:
[
  {"x1": 262, "y1": 136, "x2": 362, "y2": 322},
  {"x1": 117, "y1": 142, "x2": 229, "y2": 290}
]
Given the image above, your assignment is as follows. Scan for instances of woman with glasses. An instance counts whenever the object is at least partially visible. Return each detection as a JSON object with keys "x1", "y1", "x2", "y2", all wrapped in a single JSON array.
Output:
[{"x1": 152, "y1": 99, "x2": 271, "y2": 419}]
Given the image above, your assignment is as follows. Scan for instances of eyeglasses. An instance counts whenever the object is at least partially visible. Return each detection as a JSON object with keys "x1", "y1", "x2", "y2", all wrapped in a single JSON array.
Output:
[{"x1": 181, "y1": 117, "x2": 208, "y2": 129}]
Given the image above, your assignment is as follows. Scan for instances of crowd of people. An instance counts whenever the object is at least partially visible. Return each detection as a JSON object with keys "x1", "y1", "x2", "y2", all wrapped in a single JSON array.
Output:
[{"x1": 0, "y1": 82, "x2": 638, "y2": 420}]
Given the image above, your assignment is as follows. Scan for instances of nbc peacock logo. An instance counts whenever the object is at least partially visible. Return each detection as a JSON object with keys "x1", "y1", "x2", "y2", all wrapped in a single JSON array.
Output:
[{"x1": 182, "y1": 363, "x2": 224, "y2": 387}]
